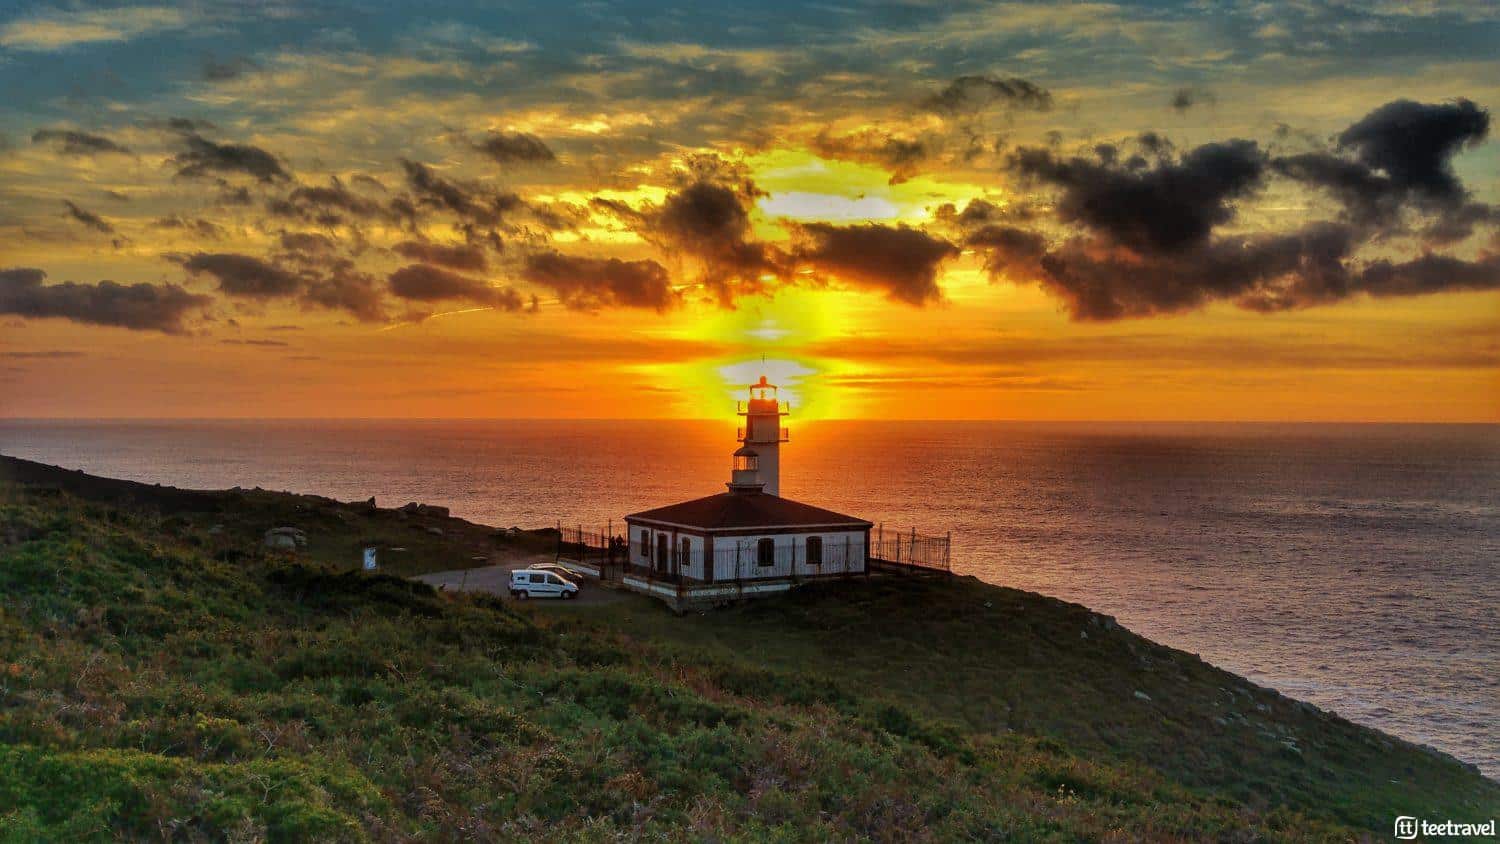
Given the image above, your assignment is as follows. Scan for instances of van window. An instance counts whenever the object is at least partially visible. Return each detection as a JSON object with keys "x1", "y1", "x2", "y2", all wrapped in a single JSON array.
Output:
[
  {"x1": 515, "y1": 573, "x2": 530, "y2": 583},
  {"x1": 757, "y1": 538, "x2": 775, "y2": 567},
  {"x1": 546, "y1": 574, "x2": 562, "y2": 585}
]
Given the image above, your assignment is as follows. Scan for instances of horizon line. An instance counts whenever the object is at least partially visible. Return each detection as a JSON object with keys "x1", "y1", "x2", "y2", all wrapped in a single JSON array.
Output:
[{"x1": 2, "y1": 416, "x2": 1497, "y2": 426}]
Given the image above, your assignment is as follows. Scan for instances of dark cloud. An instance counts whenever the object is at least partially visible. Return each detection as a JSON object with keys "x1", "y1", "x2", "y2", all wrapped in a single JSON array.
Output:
[
  {"x1": 964, "y1": 224, "x2": 1050, "y2": 279},
  {"x1": 202, "y1": 56, "x2": 259, "y2": 81},
  {"x1": 1011, "y1": 137, "x2": 1267, "y2": 253},
  {"x1": 923, "y1": 75, "x2": 1053, "y2": 114},
  {"x1": 152, "y1": 215, "x2": 225, "y2": 239},
  {"x1": 522, "y1": 251, "x2": 676, "y2": 311},
  {"x1": 61, "y1": 200, "x2": 114, "y2": 234},
  {"x1": 1273, "y1": 98, "x2": 1492, "y2": 237},
  {"x1": 471, "y1": 131, "x2": 555, "y2": 165},
  {"x1": 301, "y1": 262, "x2": 388, "y2": 322},
  {"x1": 397, "y1": 158, "x2": 519, "y2": 228},
  {"x1": 278, "y1": 231, "x2": 338, "y2": 255},
  {"x1": 31, "y1": 128, "x2": 132, "y2": 156},
  {"x1": 811, "y1": 128, "x2": 931, "y2": 184},
  {"x1": 792, "y1": 223, "x2": 958, "y2": 305},
  {"x1": 1033, "y1": 224, "x2": 1357, "y2": 319},
  {"x1": 393, "y1": 240, "x2": 489, "y2": 271},
  {"x1": 176, "y1": 252, "x2": 303, "y2": 298},
  {"x1": 1355, "y1": 251, "x2": 1500, "y2": 299},
  {"x1": 388, "y1": 263, "x2": 523, "y2": 309},
  {"x1": 1339, "y1": 99, "x2": 1488, "y2": 203},
  {"x1": 1170, "y1": 88, "x2": 1215, "y2": 113},
  {"x1": 619, "y1": 176, "x2": 784, "y2": 302},
  {"x1": 0, "y1": 267, "x2": 209, "y2": 334},
  {"x1": 171, "y1": 131, "x2": 291, "y2": 183},
  {"x1": 267, "y1": 177, "x2": 387, "y2": 224}
]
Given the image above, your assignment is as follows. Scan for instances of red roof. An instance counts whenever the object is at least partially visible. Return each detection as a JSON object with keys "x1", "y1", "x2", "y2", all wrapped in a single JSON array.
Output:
[{"x1": 625, "y1": 492, "x2": 871, "y2": 531}]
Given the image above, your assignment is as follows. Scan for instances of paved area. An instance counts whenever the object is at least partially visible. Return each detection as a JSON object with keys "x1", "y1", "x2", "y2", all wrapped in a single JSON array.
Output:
[{"x1": 411, "y1": 557, "x2": 628, "y2": 606}]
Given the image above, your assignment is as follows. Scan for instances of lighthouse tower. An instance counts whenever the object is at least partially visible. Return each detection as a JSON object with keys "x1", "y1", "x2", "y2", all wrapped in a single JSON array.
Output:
[{"x1": 736, "y1": 375, "x2": 789, "y2": 496}]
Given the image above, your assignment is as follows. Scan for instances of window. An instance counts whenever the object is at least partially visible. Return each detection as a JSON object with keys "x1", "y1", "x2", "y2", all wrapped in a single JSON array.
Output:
[
  {"x1": 806, "y1": 536, "x2": 822, "y2": 565},
  {"x1": 640, "y1": 529, "x2": 650, "y2": 560},
  {"x1": 679, "y1": 537, "x2": 692, "y2": 567},
  {"x1": 546, "y1": 575, "x2": 562, "y2": 585},
  {"x1": 757, "y1": 537, "x2": 775, "y2": 567}
]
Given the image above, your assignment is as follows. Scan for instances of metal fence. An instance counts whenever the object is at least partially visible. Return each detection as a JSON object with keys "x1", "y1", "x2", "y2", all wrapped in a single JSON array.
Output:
[
  {"x1": 557, "y1": 519, "x2": 953, "y2": 587},
  {"x1": 869, "y1": 525, "x2": 952, "y2": 573}
]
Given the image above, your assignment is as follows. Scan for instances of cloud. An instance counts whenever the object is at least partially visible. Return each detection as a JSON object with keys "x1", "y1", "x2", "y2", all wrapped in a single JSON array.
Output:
[
  {"x1": 171, "y1": 131, "x2": 291, "y2": 183},
  {"x1": 301, "y1": 263, "x2": 388, "y2": 323},
  {"x1": 613, "y1": 174, "x2": 785, "y2": 302},
  {"x1": 1170, "y1": 87, "x2": 1215, "y2": 112},
  {"x1": 176, "y1": 252, "x2": 303, "y2": 298},
  {"x1": 388, "y1": 263, "x2": 524, "y2": 309},
  {"x1": 792, "y1": 223, "x2": 959, "y2": 305},
  {"x1": 1273, "y1": 98, "x2": 1492, "y2": 236},
  {"x1": 0, "y1": 6, "x2": 191, "y2": 50},
  {"x1": 0, "y1": 267, "x2": 209, "y2": 334},
  {"x1": 62, "y1": 200, "x2": 114, "y2": 234},
  {"x1": 471, "y1": 131, "x2": 556, "y2": 165},
  {"x1": 1010, "y1": 136, "x2": 1267, "y2": 253},
  {"x1": 922, "y1": 75, "x2": 1053, "y2": 114},
  {"x1": 522, "y1": 251, "x2": 676, "y2": 311},
  {"x1": 267, "y1": 177, "x2": 387, "y2": 224},
  {"x1": 393, "y1": 240, "x2": 489, "y2": 271},
  {"x1": 31, "y1": 128, "x2": 132, "y2": 156},
  {"x1": 397, "y1": 158, "x2": 519, "y2": 229},
  {"x1": 811, "y1": 128, "x2": 933, "y2": 184},
  {"x1": 152, "y1": 215, "x2": 225, "y2": 239},
  {"x1": 202, "y1": 56, "x2": 260, "y2": 81}
]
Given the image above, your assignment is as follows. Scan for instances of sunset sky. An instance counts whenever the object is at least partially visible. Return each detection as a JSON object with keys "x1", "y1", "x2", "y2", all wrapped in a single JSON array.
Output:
[{"x1": 2, "y1": 1, "x2": 1497, "y2": 421}]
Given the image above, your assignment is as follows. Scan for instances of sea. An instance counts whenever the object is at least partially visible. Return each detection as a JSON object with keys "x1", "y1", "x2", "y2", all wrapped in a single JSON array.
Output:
[{"x1": 1, "y1": 419, "x2": 1496, "y2": 777}]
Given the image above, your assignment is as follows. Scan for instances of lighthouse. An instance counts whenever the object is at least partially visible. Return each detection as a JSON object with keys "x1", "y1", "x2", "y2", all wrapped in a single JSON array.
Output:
[{"x1": 736, "y1": 375, "x2": 789, "y2": 496}]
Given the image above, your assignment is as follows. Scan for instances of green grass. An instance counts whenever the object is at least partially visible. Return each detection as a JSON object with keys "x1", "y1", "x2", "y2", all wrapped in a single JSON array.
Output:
[{"x1": 0, "y1": 457, "x2": 1494, "y2": 840}]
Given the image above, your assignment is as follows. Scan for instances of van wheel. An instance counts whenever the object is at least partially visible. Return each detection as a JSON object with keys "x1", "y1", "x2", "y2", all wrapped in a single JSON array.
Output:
[
  {"x1": 564, "y1": 591, "x2": 577, "y2": 600},
  {"x1": 516, "y1": 591, "x2": 528, "y2": 600}
]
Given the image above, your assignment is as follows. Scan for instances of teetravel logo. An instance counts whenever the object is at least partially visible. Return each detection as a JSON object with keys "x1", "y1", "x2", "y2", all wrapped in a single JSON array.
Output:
[{"x1": 1395, "y1": 816, "x2": 1497, "y2": 840}]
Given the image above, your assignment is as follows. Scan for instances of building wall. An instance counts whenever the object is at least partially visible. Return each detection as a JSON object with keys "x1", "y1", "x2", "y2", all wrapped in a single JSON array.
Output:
[
  {"x1": 625, "y1": 522, "x2": 705, "y2": 580},
  {"x1": 711, "y1": 530, "x2": 866, "y2": 581},
  {"x1": 746, "y1": 413, "x2": 781, "y2": 496}
]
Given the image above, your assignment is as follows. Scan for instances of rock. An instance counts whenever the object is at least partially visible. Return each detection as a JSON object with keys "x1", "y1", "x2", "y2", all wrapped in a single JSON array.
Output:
[
  {"x1": 264, "y1": 533, "x2": 298, "y2": 551},
  {"x1": 366, "y1": 496, "x2": 376, "y2": 506},
  {"x1": 263, "y1": 527, "x2": 307, "y2": 550},
  {"x1": 1133, "y1": 690, "x2": 1151, "y2": 702},
  {"x1": 400, "y1": 502, "x2": 421, "y2": 514},
  {"x1": 1079, "y1": 630, "x2": 1088, "y2": 639},
  {"x1": 400, "y1": 502, "x2": 450, "y2": 518},
  {"x1": 425, "y1": 526, "x2": 444, "y2": 536}
]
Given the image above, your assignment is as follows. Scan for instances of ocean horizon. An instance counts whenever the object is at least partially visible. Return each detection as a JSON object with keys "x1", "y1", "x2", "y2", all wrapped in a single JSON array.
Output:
[{"x1": 3, "y1": 418, "x2": 1496, "y2": 778}]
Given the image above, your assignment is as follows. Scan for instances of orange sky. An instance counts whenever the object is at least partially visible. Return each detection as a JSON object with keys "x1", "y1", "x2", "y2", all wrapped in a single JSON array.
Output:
[{"x1": 2, "y1": 4, "x2": 1498, "y2": 421}]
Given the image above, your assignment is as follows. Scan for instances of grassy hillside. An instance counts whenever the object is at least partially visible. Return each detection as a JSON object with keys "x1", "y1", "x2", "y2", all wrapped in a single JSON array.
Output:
[{"x1": 0, "y1": 457, "x2": 1494, "y2": 840}]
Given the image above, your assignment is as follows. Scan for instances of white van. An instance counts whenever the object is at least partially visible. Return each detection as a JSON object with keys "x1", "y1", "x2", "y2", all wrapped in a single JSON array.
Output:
[{"x1": 509, "y1": 568, "x2": 579, "y2": 600}]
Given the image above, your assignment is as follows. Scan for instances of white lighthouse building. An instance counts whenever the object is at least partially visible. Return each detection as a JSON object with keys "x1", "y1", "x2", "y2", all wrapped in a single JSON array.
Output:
[
  {"x1": 621, "y1": 375, "x2": 871, "y2": 603},
  {"x1": 737, "y1": 375, "x2": 788, "y2": 496}
]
